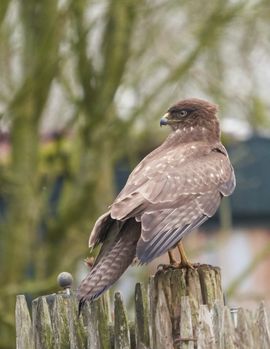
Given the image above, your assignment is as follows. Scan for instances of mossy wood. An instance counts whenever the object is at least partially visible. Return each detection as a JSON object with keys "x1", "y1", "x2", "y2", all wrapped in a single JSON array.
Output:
[{"x1": 15, "y1": 265, "x2": 270, "y2": 349}]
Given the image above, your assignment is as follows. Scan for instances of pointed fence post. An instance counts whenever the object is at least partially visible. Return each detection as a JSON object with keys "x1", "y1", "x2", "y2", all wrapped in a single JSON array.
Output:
[
  {"x1": 15, "y1": 266, "x2": 270, "y2": 349},
  {"x1": 15, "y1": 295, "x2": 34, "y2": 349}
]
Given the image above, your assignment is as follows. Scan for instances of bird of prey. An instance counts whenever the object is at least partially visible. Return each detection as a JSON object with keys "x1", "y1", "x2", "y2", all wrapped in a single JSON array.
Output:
[{"x1": 78, "y1": 98, "x2": 235, "y2": 310}]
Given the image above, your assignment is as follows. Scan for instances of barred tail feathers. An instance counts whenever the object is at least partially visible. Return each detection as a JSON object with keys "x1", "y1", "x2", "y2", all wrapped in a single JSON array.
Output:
[{"x1": 78, "y1": 219, "x2": 140, "y2": 311}]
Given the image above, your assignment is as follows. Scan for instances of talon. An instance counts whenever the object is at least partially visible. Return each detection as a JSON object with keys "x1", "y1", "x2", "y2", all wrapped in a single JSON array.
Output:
[
  {"x1": 157, "y1": 263, "x2": 179, "y2": 271},
  {"x1": 157, "y1": 262, "x2": 194, "y2": 271},
  {"x1": 157, "y1": 263, "x2": 170, "y2": 271},
  {"x1": 178, "y1": 260, "x2": 195, "y2": 269},
  {"x1": 157, "y1": 263, "x2": 165, "y2": 271}
]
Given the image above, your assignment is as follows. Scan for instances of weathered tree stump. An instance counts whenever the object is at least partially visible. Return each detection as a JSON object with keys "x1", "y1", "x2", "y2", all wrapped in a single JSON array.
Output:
[{"x1": 15, "y1": 266, "x2": 270, "y2": 349}]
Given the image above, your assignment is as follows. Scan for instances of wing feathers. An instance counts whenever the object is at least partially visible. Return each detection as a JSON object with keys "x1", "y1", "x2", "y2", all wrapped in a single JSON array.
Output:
[
  {"x1": 137, "y1": 215, "x2": 209, "y2": 263},
  {"x1": 88, "y1": 211, "x2": 113, "y2": 248},
  {"x1": 89, "y1": 144, "x2": 234, "y2": 269},
  {"x1": 136, "y1": 190, "x2": 221, "y2": 263}
]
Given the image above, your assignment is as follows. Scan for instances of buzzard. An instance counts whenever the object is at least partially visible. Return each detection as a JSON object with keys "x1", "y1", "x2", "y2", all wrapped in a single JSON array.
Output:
[{"x1": 78, "y1": 98, "x2": 235, "y2": 309}]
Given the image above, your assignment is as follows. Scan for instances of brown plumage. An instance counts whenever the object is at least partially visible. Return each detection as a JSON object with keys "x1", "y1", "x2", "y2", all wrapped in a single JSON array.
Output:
[{"x1": 77, "y1": 98, "x2": 235, "y2": 311}]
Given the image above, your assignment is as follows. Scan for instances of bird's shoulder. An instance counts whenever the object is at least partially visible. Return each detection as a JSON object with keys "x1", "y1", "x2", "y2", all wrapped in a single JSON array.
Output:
[
  {"x1": 130, "y1": 141, "x2": 211, "y2": 178},
  {"x1": 110, "y1": 141, "x2": 232, "y2": 219}
]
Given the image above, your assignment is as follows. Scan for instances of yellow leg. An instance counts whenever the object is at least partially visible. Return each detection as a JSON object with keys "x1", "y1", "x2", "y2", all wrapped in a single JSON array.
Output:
[
  {"x1": 177, "y1": 241, "x2": 194, "y2": 269},
  {"x1": 158, "y1": 243, "x2": 194, "y2": 271},
  {"x1": 168, "y1": 249, "x2": 178, "y2": 265},
  {"x1": 157, "y1": 249, "x2": 178, "y2": 271}
]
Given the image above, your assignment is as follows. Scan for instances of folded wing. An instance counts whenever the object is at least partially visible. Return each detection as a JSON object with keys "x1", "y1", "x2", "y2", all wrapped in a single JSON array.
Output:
[{"x1": 110, "y1": 144, "x2": 235, "y2": 263}]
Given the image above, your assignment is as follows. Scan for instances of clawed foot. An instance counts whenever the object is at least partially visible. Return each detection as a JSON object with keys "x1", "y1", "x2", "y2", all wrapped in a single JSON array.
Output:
[
  {"x1": 178, "y1": 260, "x2": 195, "y2": 270},
  {"x1": 157, "y1": 263, "x2": 177, "y2": 271},
  {"x1": 162, "y1": 243, "x2": 195, "y2": 271},
  {"x1": 157, "y1": 261, "x2": 195, "y2": 271}
]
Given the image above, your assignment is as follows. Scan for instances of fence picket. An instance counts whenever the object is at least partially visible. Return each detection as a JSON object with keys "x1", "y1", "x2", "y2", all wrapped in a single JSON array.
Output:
[{"x1": 15, "y1": 266, "x2": 270, "y2": 349}]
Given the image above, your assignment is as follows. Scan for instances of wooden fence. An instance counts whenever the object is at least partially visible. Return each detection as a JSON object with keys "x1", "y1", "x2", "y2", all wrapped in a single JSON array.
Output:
[{"x1": 15, "y1": 265, "x2": 270, "y2": 349}]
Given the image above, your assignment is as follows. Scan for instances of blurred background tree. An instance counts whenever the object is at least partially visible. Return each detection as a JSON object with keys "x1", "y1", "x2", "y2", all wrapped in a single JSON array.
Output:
[{"x1": 1, "y1": 0, "x2": 270, "y2": 347}]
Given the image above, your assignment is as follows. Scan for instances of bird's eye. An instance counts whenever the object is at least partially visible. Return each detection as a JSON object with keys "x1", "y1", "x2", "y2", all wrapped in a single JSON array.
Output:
[{"x1": 179, "y1": 110, "x2": 187, "y2": 117}]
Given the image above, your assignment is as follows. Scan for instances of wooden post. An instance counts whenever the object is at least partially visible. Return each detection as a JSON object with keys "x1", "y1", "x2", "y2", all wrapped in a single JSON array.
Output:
[
  {"x1": 15, "y1": 266, "x2": 270, "y2": 349},
  {"x1": 15, "y1": 295, "x2": 34, "y2": 349},
  {"x1": 134, "y1": 283, "x2": 150, "y2": 349},
  {"x1": 114, "y1": 292, "x2": 130, "y2": 349}
]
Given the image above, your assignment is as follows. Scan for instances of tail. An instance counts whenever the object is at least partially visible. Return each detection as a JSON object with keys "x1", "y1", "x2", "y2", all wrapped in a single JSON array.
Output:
[{"x1": 77, "y1": 218, "x2": 140, "y2": 313}]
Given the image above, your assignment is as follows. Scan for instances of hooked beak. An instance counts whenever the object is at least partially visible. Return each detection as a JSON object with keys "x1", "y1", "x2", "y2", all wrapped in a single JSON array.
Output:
[{"x1": 160, "y1": 112, "x2": 169, "y2": 127}]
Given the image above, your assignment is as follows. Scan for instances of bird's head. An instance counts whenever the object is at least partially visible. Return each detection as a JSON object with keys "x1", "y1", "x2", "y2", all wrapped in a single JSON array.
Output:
[{"x1": 160, "y1": 98, "x2": 220, "y2": 142}]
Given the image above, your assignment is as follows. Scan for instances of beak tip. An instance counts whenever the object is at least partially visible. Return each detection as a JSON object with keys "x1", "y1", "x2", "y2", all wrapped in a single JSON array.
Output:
[
  {"x1": 160, "y1": 112, "x2": 169, "y2": 127},
  {"x1": 160, "y1": 118, "x2": 168, "y2": 127}
]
